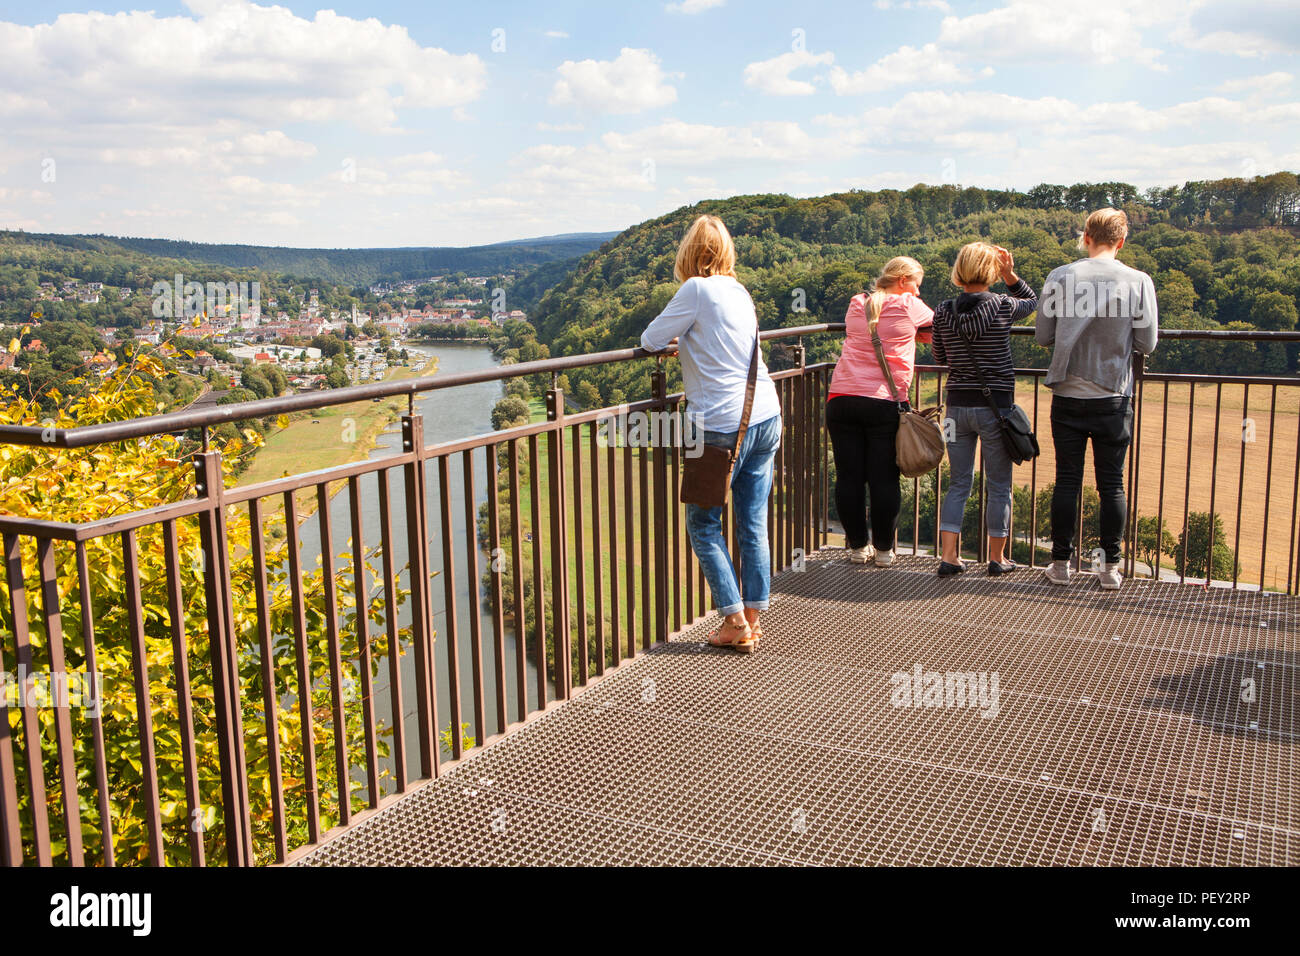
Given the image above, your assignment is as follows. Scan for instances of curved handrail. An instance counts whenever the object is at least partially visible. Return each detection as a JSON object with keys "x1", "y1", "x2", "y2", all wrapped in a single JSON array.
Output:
[{"x1": 1, "y1": 323, "x2": 1297, "y2": 448}]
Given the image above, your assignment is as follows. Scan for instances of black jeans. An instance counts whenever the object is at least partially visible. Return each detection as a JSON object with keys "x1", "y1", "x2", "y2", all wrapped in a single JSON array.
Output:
[
  {"x1": 1049, "y1": 395, "x2": 1133, "y2": 564},
  {"x1": 827, "y1": 395, "x2": 902, "y2": 550}
]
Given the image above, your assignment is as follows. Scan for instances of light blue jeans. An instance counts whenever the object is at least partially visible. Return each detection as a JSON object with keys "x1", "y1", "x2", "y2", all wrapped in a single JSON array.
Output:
[
  {"x1": 686, "y1": 414, "x2": 782, "y2": 615},
  {"x1": 940, "y1": 405, "x2": 1013, "y2": 539}
]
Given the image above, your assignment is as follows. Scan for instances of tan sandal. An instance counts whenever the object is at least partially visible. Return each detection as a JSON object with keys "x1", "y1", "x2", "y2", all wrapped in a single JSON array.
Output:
[{"x1": 707, "y1": 619, "x2": 757, "y2": 653}]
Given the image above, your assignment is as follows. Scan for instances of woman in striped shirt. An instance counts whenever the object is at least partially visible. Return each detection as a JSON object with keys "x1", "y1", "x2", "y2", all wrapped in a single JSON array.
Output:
[{"x1": 931, "y1": 242, "x2": 1037, "y2": 576}]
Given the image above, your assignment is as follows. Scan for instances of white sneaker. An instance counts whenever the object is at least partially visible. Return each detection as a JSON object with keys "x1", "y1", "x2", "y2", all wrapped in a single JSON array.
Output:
[
  {"x1": 1098, "y1": 563, "x2": 1123, "y2": 591},
  {"x1": 848, "y1": 544, "x2": 876, "y2": 564},
  {"x1": 874, "y1": 549, "x2": 896, "y2": 567},
  {"x1": 1044, "y1": 560, "x2": 1072, "y2": 586}
]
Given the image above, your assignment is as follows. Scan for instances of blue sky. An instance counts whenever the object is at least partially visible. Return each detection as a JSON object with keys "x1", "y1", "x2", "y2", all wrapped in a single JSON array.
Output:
[{"x1": 0, "y1": 0, "x2": 1296, "y2": 247}]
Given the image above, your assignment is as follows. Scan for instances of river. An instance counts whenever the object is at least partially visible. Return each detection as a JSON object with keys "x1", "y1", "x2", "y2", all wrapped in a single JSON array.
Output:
[{"x1": 293, "y1": 341, "x2": 538, "y2": 785}]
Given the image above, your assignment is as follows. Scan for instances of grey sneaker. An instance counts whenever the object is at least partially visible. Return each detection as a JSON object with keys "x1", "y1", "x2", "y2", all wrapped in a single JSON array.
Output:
[
  {"x1": 848, "y1": 544, "x2": 876, "y2": 564},
  {"x1": 1098, "y1": 563, "x2": 1123, "y2": 590},
  {"x1": 1043, "y1": 560, "x2": 1072, "y2": 586},
  {"x1": 874, "y1": 549, "x2": 896, "y2": 567}
]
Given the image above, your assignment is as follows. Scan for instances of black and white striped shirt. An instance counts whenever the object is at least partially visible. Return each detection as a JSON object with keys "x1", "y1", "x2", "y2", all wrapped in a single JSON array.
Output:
[{"x1": 931, "y1": 279, "x2": 1037, "y2": 408}]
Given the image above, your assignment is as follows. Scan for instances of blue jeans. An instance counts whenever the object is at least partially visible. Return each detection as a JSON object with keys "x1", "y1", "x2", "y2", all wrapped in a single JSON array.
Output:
[
  {"x1": 686, "y1": 414, "x2": 782, "y2": 615},
  {"x1": 940, "y1": 405, "x2": 1013, "y2": 539}
]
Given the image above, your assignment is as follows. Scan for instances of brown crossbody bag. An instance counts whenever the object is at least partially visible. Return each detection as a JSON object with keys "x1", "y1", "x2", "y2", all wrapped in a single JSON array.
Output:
[{"x1": 679, "y1": 334, "x2": 760, "y2": 508}]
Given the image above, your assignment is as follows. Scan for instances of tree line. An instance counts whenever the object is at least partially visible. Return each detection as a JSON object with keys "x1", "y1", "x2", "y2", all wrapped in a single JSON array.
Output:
[{"x1": 527, "y1": 175, "x2": 1300, "y2": 408}]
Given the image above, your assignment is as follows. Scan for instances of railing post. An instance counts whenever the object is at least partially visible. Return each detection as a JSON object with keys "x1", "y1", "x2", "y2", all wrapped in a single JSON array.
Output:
[
  {"x1": 192, "y1": 450, "x2": 253, "y2": 866},
  {"x1": 790, "y1": 341, "x2": 808, "y2": 557},
  {"x1": 1126, "y1": 350, "x2": 1146, "y2": 578},
  {"x1": 545, "y1": 385, "x2": 572, "y2": 699},
  {"x1": 401, "y1": 412, "x2": 438, "y2": 778},
  {"x1": 651, "y1": 364, "x2": 670, "y2": 644}
]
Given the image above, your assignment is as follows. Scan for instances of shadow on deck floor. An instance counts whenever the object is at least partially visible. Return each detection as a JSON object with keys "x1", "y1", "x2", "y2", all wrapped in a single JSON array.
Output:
[{"x1": 295, "y1": 552, "x2": 1297, "y2": 866}]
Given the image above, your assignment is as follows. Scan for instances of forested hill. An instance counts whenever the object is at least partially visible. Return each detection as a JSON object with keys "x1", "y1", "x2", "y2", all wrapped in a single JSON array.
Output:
[
  {"x1": 528, "y1": 174, "x2": 1300, "y2": 408},
  {"x1": 12, "y1": 230, "x2": 619, "y2": 285}
]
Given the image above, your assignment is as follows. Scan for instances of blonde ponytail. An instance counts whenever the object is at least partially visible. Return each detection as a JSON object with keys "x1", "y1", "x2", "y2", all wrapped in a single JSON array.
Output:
[
  {"x1": 864, "y1": 290, "x2": 888, "y2": 331},
  {"x1": 864, "y1": 255, "x2": 924, "y2": 330}
]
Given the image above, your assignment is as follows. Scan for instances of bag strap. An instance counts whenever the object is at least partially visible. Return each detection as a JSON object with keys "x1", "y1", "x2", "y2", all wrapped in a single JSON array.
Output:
[
  {"x1": 950, "y1": 311, "x2": 1007, "y2": 422},
  {"x1": 730, "y1": 332, "x2": 760, "y2": 462},
  {"x1": 868, "y1": 299, "x2": 907, "y2": 410}
]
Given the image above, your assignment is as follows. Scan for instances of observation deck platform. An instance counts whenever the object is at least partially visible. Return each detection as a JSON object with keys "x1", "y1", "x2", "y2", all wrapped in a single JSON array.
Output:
[{"x1": 295, "y1": 552, "x2": 1297, "y2": 867}]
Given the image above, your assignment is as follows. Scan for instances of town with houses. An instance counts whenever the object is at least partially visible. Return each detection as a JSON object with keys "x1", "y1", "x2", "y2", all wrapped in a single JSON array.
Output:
[{"x1": 3, "y1": 274, "x2": 529, "y2": 394}]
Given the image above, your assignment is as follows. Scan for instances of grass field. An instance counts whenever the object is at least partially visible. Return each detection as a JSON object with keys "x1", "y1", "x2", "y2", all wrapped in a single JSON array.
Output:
[{"x1": 238, "y1": 358, "x2": 439, "y2": 490}]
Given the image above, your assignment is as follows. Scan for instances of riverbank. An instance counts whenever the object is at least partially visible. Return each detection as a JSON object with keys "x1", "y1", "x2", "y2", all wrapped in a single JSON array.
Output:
[{"x1": 237, "y1": 355, "x2": 440, "y2": 488}]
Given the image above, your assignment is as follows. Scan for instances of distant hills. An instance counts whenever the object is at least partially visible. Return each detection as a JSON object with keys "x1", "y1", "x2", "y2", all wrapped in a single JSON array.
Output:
[{"x1": 11, "y1": 230, "x2": 621, "y2": 285}]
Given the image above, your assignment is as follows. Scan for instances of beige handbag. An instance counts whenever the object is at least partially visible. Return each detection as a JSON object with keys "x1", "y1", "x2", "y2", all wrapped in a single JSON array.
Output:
[{"x1": 871, "y1": 319, "x2": 945, "y2": 478}]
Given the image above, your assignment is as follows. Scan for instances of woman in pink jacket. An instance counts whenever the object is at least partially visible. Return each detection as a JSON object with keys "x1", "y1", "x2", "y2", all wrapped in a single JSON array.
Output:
[{"x1": 827, "y1": 256, "x2": 933, "y2": 566}]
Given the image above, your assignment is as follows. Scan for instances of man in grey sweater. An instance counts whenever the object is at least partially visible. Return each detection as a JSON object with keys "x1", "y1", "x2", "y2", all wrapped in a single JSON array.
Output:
[{"x1": 1036, "y1": 208, "x2": 1159, "y2": 590}]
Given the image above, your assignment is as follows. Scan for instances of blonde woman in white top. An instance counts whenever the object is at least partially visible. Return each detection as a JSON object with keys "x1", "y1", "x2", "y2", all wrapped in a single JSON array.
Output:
[{"x1": 642, "y1": 215, "x2": 782, "y2": 653}]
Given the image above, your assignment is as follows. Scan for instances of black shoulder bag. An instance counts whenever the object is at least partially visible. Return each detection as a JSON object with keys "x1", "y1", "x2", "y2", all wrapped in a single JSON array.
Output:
[{"x1": 952, "y1": 319, "x2": 1040, "y2": 465}]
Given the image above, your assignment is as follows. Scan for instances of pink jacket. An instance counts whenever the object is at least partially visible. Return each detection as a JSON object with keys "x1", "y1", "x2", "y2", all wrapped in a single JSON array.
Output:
[{"x1": 829, "y1": 292, "x2": 934, "y2": 401}]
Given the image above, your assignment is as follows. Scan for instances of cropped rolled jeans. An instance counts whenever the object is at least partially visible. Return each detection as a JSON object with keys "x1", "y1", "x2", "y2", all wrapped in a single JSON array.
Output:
[
  {"x1": 939, "y1": 404, "x2": 1013, "y2": 539},
  {"x1": 685, "y1": 414, "x2": 782, "y2": 615}
]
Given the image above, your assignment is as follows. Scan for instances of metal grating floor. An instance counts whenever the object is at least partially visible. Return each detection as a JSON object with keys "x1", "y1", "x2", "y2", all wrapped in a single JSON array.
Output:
[{"x1": 295, "y1": 552, "x2": 1297, "y2": 866}]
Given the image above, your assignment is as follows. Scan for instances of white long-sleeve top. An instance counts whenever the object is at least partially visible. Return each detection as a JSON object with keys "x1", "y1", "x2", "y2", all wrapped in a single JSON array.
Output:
[{"x1": 640, "y1": 275, "x2": 781, "y2": 433}]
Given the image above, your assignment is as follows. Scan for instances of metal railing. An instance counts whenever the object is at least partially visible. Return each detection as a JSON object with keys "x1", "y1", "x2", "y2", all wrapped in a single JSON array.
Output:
[
  {"x1": 905, "y1": 329, "x2": 1300, "y2": 594},
  {"x1": 0, "y1": 324, "x2": 1296, "y2": 867}
]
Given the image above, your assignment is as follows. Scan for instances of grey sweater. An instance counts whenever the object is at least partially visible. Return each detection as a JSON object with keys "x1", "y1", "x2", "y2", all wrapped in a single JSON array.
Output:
[{"x1": 1036, "y1": 257, "x2": 1158, "y2": 397}]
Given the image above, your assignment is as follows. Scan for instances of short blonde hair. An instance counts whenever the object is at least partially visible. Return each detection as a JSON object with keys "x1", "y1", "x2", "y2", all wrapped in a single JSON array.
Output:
[
  {"x1": 674, "y1": 214, "x2": 737, "y2": 282},
  {"x1": 1078, "y1": 207, "x2": 1129, "y2": 251},
  {"x1": 950, "y1": 242, "x2": 1000, "y2": 288}
]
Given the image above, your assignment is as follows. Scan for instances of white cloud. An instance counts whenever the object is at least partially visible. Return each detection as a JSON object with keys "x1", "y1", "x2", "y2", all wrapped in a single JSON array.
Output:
[
  {"x1": 544, "y1": 30, "x2": 570, "y2": 38},
  {"x1": 934, "y1": 0, "x2": 1174, "y2": 70},
  {"x1": 232, "y1": 131, "x2": 318, "y2": 162},
  {"x1": 0, "y1": 4, "x2": 487, "y2": 132},
  {"x1": 221, "y1": 176, "x2": 313, "y2": 203},
  {"x1": 832, "y1": 0, "x2": 1223, "y2": 103},
  {"x1": 1174, "y1": 0, "x2": 1300, "y2": 57},
  {"x1": 550, "y1": 48, "x2": 678, "y2": 114},
  {"x1": 874, "y1": 1, "x2": 953, "y2": 11},
  {"x1": 1217, "y1": 72, "x2": 1293, "y2": 95},
  {"x1": 816, "y1": 89, "x2": 1300, "y2": 154},
  {"x1": 392, "y1": 151, "x2": 446, "y2": 167},
  {"x1": 0, "y1": 187, "x2": 53, "y2": 203},
  {"x1": 600, "y1": 119, "x2": 851, "y2": 165},
  {"x1": 829, "y1": 43, "x2": 970, "y2": 94},
  {"x1": 0, "y1": 2, "x2": 493, "y2": 243},
  {"x1": 667, "y1": 0, "x2": 726, "y2": 13},
  {"x1": 96, "y1": 146, "x2": 206, "y2": 168},
  {"x1": 505, "y1": 118, "x2": 853, "y2": 204},
  {"x1": 743, "y1": 50, "x2": 836, "y2": 96}
]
